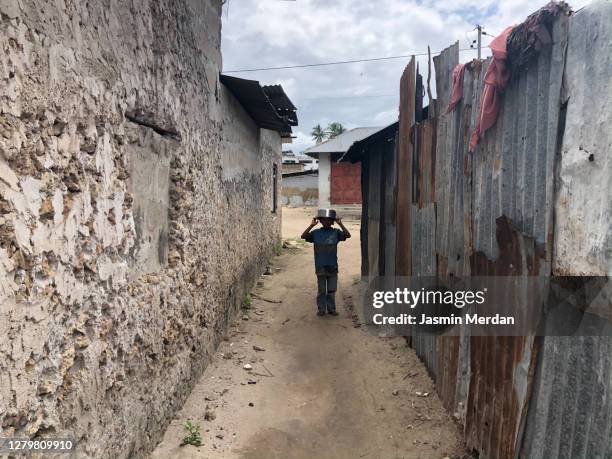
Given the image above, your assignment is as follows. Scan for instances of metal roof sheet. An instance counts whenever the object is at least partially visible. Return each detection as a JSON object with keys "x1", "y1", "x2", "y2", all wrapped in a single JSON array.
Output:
[
  {"x1": 220, "y1": 75, "x2": 293, "y2": 135},
  {"x1": 553, "y1": 0, "x2": 612, "y2": 277},
  {"x1": 304, "y1": 127, "x2": 383, "y2": 156},
  {"x1": 281, "y1": 169, "x2": 318, "y2": 178},
  {"x1": 344, "y1": 121, "x2": 399, "y2": 163},
  {"x1": 262, "y1": 85, "x2": 298, "y2": 127}
]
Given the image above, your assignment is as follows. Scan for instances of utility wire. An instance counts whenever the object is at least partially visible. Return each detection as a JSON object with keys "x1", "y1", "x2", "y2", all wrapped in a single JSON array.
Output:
[
  {"x1": 302, "y1": 94, "x2": 396, "y2": 101},
  {"x1": 224, "y1": 48, "x2": 475, "y2": 73}
]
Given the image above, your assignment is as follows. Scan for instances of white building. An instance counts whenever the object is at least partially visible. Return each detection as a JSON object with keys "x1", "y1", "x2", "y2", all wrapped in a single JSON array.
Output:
[{"x1": 304, "y1": 127, "x2": 381, "y2": 207}]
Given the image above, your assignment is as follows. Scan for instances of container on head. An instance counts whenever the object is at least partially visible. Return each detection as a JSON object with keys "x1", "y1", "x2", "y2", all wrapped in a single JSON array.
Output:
[{"x1": 317, "y1": 208, "x2": 337, "y2": 220}]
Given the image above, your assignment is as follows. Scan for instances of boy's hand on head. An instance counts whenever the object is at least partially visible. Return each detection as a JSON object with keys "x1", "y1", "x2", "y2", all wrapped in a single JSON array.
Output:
[
  {"x1": 301, "y1": 218, "x2": 319, "y2": 239},
  {"x1": 336, "y1": 217, "x2": 351, "y2": 238}
]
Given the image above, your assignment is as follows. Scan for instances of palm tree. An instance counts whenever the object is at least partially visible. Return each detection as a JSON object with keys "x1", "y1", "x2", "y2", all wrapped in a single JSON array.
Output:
[
  {"x1": 311, "y1": 124, "x2": 327, "y2": 143},
  {"x1": 326, "y1": 122, "x2": 346, "y2": 139}
]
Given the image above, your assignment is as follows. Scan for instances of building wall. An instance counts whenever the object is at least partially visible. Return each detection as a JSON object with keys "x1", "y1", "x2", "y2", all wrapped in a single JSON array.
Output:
[
  {"x1": 282, "y1": 163, "x2": 305, "y2": 174},
  {"x1": 281, "y1": 172, "x2": 318, "y2": 206},
  {"x1": 330, "y1": 161, "x2": 362, "y2": 205},
  {"x1": 317, "y1": 152, "x2": 331, "y2": 207},
  {"x1": 0, "y1": 1, "x2": 281, "y2": 458}
]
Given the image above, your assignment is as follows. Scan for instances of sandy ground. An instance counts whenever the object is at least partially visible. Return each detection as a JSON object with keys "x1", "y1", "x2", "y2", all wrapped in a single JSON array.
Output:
[{"x1": 150, "y1": 207, "x2": 465, "y2": 459}]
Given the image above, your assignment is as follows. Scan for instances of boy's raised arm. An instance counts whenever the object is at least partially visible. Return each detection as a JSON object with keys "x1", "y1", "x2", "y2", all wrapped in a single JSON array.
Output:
[
  {"x1": 301, "y1": 218, "x2": 318, "y2": 239},
  {"x1": 336, "y1": 218, "x2": 351, "y2": 238}
]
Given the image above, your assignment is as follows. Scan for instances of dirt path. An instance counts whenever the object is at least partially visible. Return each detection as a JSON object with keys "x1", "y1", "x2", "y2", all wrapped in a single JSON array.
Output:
[{"x1": 150, "y1": 207, "x2": 465, "y2": 459}]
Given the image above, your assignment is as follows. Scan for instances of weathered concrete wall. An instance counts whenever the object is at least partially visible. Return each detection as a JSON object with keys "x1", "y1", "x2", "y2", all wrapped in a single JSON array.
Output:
[
  {"x1": 0, "y1": 0, "x2": 281, "y2": 457},
  {"x1": 219, "y1": 84, "x2": 261, "y2": 181},
  {"x1": 281, "y1": 172, "x2": 318, "y2": 206}
]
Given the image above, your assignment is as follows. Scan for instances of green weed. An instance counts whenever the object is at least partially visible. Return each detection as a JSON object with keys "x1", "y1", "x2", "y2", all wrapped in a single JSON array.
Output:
[
  {"x1": 181, "y1": 420, "x2": 203, "y2": 447},
  {"x1": 243, "y1": 294, "x2": 253, "y2": 309},
  {"x1": 274, "y1": 240, "x2": 283, "y2": 256}
]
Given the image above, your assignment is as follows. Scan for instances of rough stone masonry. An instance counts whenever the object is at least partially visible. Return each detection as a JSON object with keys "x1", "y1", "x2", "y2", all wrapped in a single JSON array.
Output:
[{"x1": 0, "y1": 1, "x2": 283, "y2": 457}]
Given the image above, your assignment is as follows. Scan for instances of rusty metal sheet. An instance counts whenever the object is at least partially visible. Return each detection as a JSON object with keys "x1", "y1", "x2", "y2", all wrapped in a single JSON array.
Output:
[
  {"x1": 553, "y1": 1, "x2": 612, "y2": 277},
  {"x1": 386, "y1": 5, "x2": 611, "y2": 459},
  {"x1": 466, "y1": 216, "x2": 546, "y2": 458},
  {"x1": 360, "y1": 156, "x2": 370, "y2": 276},
  {"x1": 472, "y1": 16, "x2": 567, "y2": 262},
  {"x1": 359, "y1": 129, "x2": 397, "y2": 278},
  {"x1": 465, "y1": 335, "x2": 538, "y2": 458},
  {"x1": 412, "y1": 331, "x2": 438, "y2": 380},
  {"x1": 521, "y1": 4, "x2": 612, "y2": 458},
  {"x1": 414, "y1": 119, "x2": 436, "y2": 207},
  {"x1": 436, "y1": 334, "x2": 461, "y2": 413},
  {"x1": 383, "y1": 132, "x2": 398, "y2": 277},
  {"x1": 433, "y1": 43, "x2": 458, "y2": 271},
  {"x1": 433, "y1": 42, "x2": 458, "y2": 115},
  {"x1": 433, "y1": 315, "x2": 472, "y2": 423},
  {"x1": 423, "y1": 52, "x2": 469, "y2": 411},
  {"x1": 522, "y1": 268, "x2": 612, "y2": 458},
  {"x1": 367, "y1": 150, "x2": 382, "y2": 277},
  {"x1": 434, "y1": 43, "x2": 478, "y2": 279},
  {"x1": 411, "y1": 203, "x2": 436, "y2": 276},
  {"x1": 395, "y1": 57, "x2": 415, "y2": 276},
  {"x1": 522, "y1": 334, "x2": 612, "y2": 458},
  {"x1": 410, "y1": 202, "x2": 438, "y2": 380},
  {"x1": 465, "y1": 216, "x2": 546, "y2": 458},
  {"x1": 426, "y1": 12, "x2": 568, "y2": 456},
  {"x1": 378, "y1": 146, "x2": 387, "y2": 276},
  {"x1": 460, "y1": 18, "x2": 568, "y2": 457}
]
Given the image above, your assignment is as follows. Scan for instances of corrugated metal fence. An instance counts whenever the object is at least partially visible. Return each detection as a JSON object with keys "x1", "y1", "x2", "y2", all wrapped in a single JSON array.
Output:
[{"x1": 357, "y1": 2, "x2": 612, "y2": 457}]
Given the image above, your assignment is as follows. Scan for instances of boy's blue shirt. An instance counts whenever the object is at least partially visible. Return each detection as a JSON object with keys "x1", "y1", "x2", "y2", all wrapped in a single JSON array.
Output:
[{"x1": 304, "y1": 227, "x2": 347, "y2": 268}]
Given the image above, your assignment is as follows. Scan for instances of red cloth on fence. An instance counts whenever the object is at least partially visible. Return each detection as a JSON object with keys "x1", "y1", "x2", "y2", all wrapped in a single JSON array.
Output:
[
  {"x1": 446, "y1": 63, "x2": 466, "y2": 113},
  {"x1": 469, "y1": 26, "x2": 514, "y2": 151}
]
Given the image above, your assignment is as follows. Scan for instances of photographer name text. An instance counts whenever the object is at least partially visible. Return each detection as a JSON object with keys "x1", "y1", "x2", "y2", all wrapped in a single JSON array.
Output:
[
  {"x1": 370, "y1": 288, "x2": 515, "y2": 326},
  {"x1": 371, "y1": 313, "x2": 514, "y2": 325}
]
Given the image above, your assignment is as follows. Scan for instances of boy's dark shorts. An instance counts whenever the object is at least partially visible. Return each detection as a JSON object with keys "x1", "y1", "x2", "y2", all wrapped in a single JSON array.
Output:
[{"x1": 315, "y1": 265, "x2": 338, "y2": 275}]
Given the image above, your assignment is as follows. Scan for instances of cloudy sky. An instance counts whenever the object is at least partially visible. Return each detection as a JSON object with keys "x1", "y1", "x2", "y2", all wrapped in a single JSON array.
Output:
[{"x1": 221, "y1": 0, "x2": 588, "y2": 153}]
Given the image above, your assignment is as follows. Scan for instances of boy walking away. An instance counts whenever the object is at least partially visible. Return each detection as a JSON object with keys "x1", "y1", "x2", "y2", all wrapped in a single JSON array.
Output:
[{"x1": 301, "y1": 209, "x2": 351, "y2": 316}]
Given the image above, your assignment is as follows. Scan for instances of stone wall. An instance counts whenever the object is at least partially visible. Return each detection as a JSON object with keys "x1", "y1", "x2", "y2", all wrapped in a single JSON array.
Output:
[
  {"x1": 281, "y1": 172, "x2": 319, "y2": 207},
  {"x1": 0, "y1": 0, "x2": 282, "y2": 457}
]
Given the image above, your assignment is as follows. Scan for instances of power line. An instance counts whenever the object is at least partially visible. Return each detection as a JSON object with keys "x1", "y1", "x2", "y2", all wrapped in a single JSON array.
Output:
[
  {"x1": 224, "y1": 48, "x2": 475, "y2": 73},
  {"x1": 302, "y1": 94, "x2": 396, "y2": 101}
]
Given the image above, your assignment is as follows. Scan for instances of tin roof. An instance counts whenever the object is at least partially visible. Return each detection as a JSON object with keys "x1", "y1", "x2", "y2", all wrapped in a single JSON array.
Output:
[
  {"x1": 262, "y1": 85, "x2": 298, "y2": 126},
  {"x1": 344, "y1": 121, "x2": 399, "y2": 163},
  {"x1": 220, "y1": 75, "x2": 294, "y2": 136},
  {"x1": 304, "y1": 127, "x2": 383, "y2": 157},
  {"x1": 282, "y1": 169, "x2": 318, "y2": 178}
]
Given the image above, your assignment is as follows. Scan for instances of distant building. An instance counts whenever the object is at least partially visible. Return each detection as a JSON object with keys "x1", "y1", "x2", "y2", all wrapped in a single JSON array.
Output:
[
  {"x1": 281, "y1": 170, "x2": 319, "y2": 207},
  {"x1": 283, "y1": 162, "x2": 305, "y2": 173},
  {"x1": 298, "y1": 155, "x2": 318, "y2": 171},
  {"x1": 283, "y1": 150, "x2": 318, "y2": 172},
  {"x1": 304, "y1": 127, "x2": 382, "y2": 207}
]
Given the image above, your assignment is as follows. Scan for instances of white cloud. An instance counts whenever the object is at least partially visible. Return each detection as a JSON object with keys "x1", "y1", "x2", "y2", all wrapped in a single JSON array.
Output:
[
  {"x1": 373, "y1": 108, "x2": 399, "y2": 125},
  {"x1": 222, "y1": 0, "x2": 589, "y2": 153}
]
